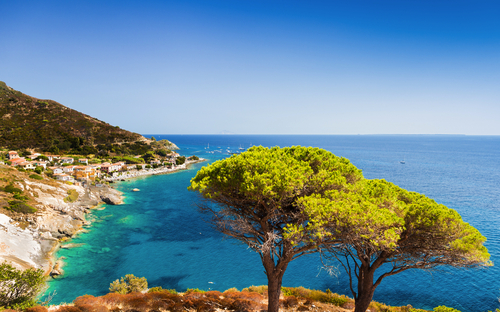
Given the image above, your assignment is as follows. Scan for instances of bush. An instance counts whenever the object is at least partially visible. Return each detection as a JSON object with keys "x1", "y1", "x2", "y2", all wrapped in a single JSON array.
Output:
[
  {"x1": 8, "y1": 200, "x2": 37, "y2": 213},
  {"x1": 64, "y1": 189, "x2": 79, "y2": 203},
  {"x1": 13, "y1": 193, "x2": 29, "y2": 201},
  {"x1": 17, "y1": 167, "x2": 26, "y2": 172},
  {"x1": 4, "y1": 184, "x2": 22, "y2": 194},
  {"x1": 109, "y1": 274, "x2": 148, "y2": 294},
  {"x1": 188, "y1": 155, "x2": 199, "y2": 161},
  {"x1": 147, "y1": 286, "x2": 177, "y2": 294},
  {"x1": 175, "y1": 156, "x2": 186, "y2": 165},
  {"x1": 0, "y1": 261, "x2": 45, "y2": 309},
  {"x1": 29, "y1": 174, "x2": 43, "y2": 180},
  {"x1": 434, "y1": 306, "x2": 462, "y2": 312},
  {"x1": 34, "y1": 166, "x2": 43, "y2": 174}
]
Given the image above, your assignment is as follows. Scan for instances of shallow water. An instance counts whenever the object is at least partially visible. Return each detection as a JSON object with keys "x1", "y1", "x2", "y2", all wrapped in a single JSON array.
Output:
[{"x1": 45, "y1": 135, "x2": 500, "y2": 312}]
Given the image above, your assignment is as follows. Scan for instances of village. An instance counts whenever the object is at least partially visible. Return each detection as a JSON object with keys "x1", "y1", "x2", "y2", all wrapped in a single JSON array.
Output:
[{"x1": 0, "y1": 150, "x2": 200, "y2": 184}]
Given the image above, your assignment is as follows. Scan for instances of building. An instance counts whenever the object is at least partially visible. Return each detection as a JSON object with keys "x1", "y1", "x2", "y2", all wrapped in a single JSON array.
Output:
[
  {"x1": 78, "y1": 158, "x2": 89, "y2": 165},
  {"x1": 73, "y1": 166, "x2": 97, "y2": 181},
  {"x1": 7, "y1": 151, "x2": 19, "y2": 160},
  {"x1": 63, "y1": 166, "x2": 75, "y2": 173},
  {"x1": 100, "y1": 163, "x2": 122, "y2": 173},
  {"x1": 48, "y1": 167, "x2": 63, "y2": 174},
  {"x1": 60, "y1": 157, "x2": 74, "y2": 164},
  {"x1": 54, "y1": 173, "x2": 75, "y2": 182}
]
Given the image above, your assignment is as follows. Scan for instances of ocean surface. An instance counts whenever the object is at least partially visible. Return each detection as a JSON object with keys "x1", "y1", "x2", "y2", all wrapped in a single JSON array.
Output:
[{"x1": 45, "y1": 135, "x2": 500, "y2": 312}]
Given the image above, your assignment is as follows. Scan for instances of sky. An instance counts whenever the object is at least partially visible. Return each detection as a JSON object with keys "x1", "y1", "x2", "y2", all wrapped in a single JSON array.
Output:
[{"x1": 1, "y1": 0, "x2": 499, "y2": 135}]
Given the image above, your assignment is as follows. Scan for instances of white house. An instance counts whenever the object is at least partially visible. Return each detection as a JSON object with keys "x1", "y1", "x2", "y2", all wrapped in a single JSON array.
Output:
[{"x1": 60, "y1": 157, "x2": 74, "y2": 164}]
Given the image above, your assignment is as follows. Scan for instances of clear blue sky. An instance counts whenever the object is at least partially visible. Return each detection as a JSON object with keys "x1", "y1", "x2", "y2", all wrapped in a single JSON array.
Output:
[{"x1": 1, "y1": 0, "x2": 499, "y2": 135}]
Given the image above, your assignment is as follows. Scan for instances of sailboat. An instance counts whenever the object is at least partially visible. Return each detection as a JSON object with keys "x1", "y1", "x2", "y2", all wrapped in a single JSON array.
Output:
[{"x1": 400, "y1": 157, "x2": 405, "y2": 164}]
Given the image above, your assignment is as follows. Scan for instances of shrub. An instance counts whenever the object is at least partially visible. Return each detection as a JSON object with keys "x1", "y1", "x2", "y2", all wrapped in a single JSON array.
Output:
[
  {"x1": 8, "y1": 200, "x2": 37, "y2": 213},
  {"x1": 34, "y1": 166, "x2": 44, "y2": 174},
  {"x1": 175, "y1": 156, "x2": 186, "y2": 165},
  {"x1": 224, "y1": 287, "x2": 239, "y2": 293},
  {"x1": 185, "y1": 288, "x2": 206, "y2": 294},
  {"x1": 434, "y1": 306, "x2": 462, "y2": 312},
  {"x1": 0, "y1": 261, "x2": 45, "y2": 309},
  {"x1": 13, "y1": 193, "x2": 29, "y2": 201},
  {"x1": 29, "y1": 174, "x2": 43, "y2": 180},
  {"x1": 147, "y1": 286, "x2": 177, "y2": 294},
  {"x1": 64, "y1": 189, "x2": 79, "y2": 203},
  {"x1": 4, "y1": 184, "x2": 22, "y2": 194},
  {"x1": 188, "y1": 155, "x2": 199, "y2": 161},
  {"x1": 109, "y1": 274, "x2": 148, "y2": 294}
]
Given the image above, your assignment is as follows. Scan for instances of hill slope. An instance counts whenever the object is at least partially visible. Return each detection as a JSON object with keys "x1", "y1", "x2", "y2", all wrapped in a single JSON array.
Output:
[{"x1": 0, "y1": 81, "x2": 146, "y2": 151}]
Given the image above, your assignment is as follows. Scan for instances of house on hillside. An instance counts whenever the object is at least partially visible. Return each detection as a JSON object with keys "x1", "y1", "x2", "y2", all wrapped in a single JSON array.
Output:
[
  {"x1": 54, "y1": 173, "x2": 74, "y2": 182},
  {"x1": 63, "y1": 166, "x2": 75, "y2": 173},
  {"x1": 78, "y1": 159, "x2": 88, "y2": 165},
  {"x1": 10, "y1": 158, "x2": 26, "y2": 166},
  {"x1": 73, "y1": 166, "x2": 97, "y2": 181},
  {"x1": 60, "y1": 157, "x2": 74, "y2": 164},
  {"x1": 19, "y1": 161, "x2": 35, "y2": 170},
  {"x1": 7, "y1": 151, "x2": 19, "y2": 160},
  {"x1": 32, "y1": 161, "x2": 48, "y2": 169},
  {"x1": 100, "y1": 163, "x2": 122, "y2": 173},
  {"x1": 48, "y1": 167, "x2": 63, "y2": 174}
]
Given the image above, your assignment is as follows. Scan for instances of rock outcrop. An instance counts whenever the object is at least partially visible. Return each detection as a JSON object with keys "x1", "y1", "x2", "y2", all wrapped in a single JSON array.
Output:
[{"x1": 0, "y1": 178, "x2": 124, "y2": 273}]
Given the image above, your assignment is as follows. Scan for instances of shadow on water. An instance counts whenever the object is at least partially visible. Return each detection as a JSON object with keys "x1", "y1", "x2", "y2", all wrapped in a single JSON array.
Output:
[{"x1": 149, "y1": 275, "x2": 189, "y2": 291}]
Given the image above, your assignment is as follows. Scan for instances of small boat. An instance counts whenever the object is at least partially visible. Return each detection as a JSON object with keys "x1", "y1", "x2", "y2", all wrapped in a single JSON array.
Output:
[{"x1": 400, "y1": 160, "x2": 405, "y2": 164}]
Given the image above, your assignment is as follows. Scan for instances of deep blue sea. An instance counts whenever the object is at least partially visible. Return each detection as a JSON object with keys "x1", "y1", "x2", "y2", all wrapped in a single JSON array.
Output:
[{"x1": 45, "y1": 135, "x2": 500, "y2": 312}]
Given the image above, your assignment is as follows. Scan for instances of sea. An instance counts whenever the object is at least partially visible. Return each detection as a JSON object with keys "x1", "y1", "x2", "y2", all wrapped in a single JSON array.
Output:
[{"x1": 44, "y1": 135, "x2": 500, "y2": 312}]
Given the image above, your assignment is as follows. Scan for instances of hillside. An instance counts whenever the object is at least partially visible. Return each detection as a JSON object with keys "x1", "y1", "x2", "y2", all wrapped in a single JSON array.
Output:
[{"x1": 0, "y1": 81, "x2": 147, "y2": 152}]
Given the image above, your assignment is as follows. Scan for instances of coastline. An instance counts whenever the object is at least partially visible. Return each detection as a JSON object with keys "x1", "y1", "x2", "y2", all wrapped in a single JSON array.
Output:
[
  {"x1": 102, "y1": 158, "x2": 206, "y2": 182},
  {"x1": 45, "y1": 158, "x2": 205, "y2": 276}
]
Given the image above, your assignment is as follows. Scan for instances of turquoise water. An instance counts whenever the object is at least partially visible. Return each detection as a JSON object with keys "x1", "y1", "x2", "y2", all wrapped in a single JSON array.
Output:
[{"x1": 45, "y1": 135, "x2": 500, "y2": 312}]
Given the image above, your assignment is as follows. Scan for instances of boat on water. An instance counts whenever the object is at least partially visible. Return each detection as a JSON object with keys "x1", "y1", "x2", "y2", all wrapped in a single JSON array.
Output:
[{"x1": 400, "y1": 160, "x2": 405, "y2": 164}]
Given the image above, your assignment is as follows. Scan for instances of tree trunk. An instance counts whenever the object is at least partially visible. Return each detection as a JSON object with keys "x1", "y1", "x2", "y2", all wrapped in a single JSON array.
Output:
[
  {"x1": 354, "y1": 266, "x2": 377, "y2": 312},
  {"x1": 267, "y1": 268, "x2": 286, "y2": 312}
]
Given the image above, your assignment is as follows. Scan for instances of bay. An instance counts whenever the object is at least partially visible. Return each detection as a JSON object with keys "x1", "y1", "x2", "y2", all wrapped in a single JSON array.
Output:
[{"x1": 45, "y1": 135, "x2": 500, "y2": 312}]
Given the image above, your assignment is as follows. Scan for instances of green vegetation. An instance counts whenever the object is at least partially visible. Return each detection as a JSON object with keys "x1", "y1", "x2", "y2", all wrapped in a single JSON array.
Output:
[
  {"x1": 7, "y1": 200, "x2": 37, "y2": 213},
  {"x1": 0, "y1": 261, "x2": 45, "y2": 310},
  {"x1": 147, "y1": 287, "x2": 177, "y2": 294},
  {"x1": 189, "y1": 146, "x2": 363, "y2": 312},
  {"x1": 0, "y1": 81, "x2": 177, "y2": 156},
  {"x1": 297, "y1": 178, "x2": 491, "y2": 312},
  {"x1": 176, "y1": 156, "x2": 186, "y2": 165},
  {"x1": 188, "y1": 155, "x2": 199, "y2": 160},
  {"x1": 29, "y1": 174, "x2": 43, "y2": 180},
  {"x1": 64, "y1": 189, "x2": 79, "y2": 203},
  {"x1": 189, "y1": 146, "x2": 489, "y2": 312},
  {"x1": 109, "y1": 274, "x2": 148, "y2": 294}
]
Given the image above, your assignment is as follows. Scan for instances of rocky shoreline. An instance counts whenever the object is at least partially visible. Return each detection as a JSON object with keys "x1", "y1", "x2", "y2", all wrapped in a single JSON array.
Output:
[
  {"x1": 0, "y1": 158, "x2": 205, "y2": 278},
  {"x1": 0, "y1": 179, "x2": 123, "y2": 275}
]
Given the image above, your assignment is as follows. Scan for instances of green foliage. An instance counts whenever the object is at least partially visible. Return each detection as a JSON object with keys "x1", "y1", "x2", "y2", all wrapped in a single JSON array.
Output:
[
  {"x1": 64, "y1": 189, "x2": 79, "y2": 203},
  {"x1": 34, "y1": 166, "x2": 43, "y2": 174},
  {"x1": 109, "y1": 274, "x2": 148, "y2": 294},
  {"x1": 7, "y1": 200, "x2": 36, "y2": 213},
  {"x1": 433, "y1": 306, "x2": 462, "y2": 312},
  {"x1": 17, "y1": 167, "x2": 26, "y2": 172},
  {"x1": 188, "y1": 155, "x2": 199, "y2": 160},
  {"x1": 175, "y1": 156, "x2": 186, "y2": 165},
  {"x1": 29, "y1": 174, "x2": 43, "y2": 180},
  {"x1": 3, "y1": 184, "x2": 22, "y2": 194},
  {"x1": 185, "y1": 288, "x2": 206, "y2": 294},
  {"x1": 135, "y1": 165, "x2": 142, "y2": 170},
  {"x1": 0, "y1": 82, "x2": 144, "y2": 151},
  {"x1": 13, "y1": 193, "x2": 28, "y2": 201},
  {"x1": 147, "y1": 286, "x2": 177, "y2": 294},
  {"x1": 0, "y1": 261, "x2": 45, "y2": 309}
]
